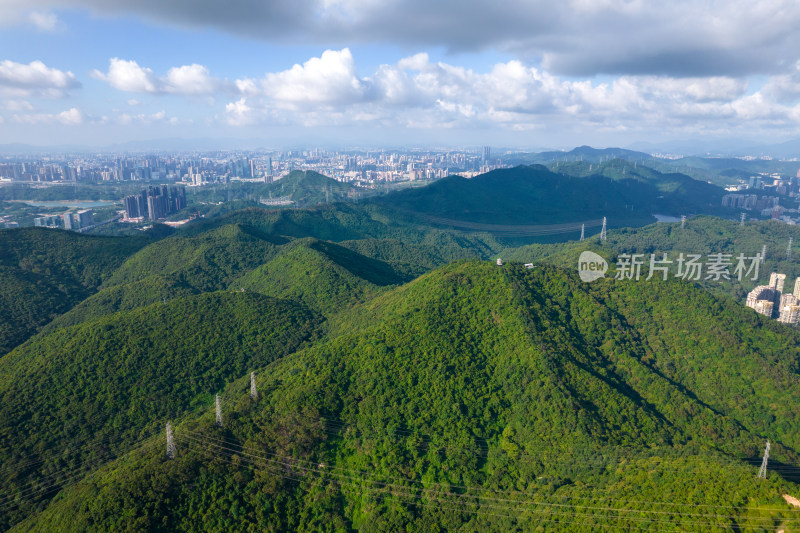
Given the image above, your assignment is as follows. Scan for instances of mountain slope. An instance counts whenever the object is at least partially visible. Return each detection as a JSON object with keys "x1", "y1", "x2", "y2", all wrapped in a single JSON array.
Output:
[
  {"x1": 377, "y1": 165, "x2": 656, "y2": 232},
  {"x1": 0, "y1": 291, "x2": 322, "y2": 529},
  {"x1": 0, "y1": 228, "x2": 149, "y2": 354},
  {"x1": 233, "y1": 238, "x2": 403, "y2": 316},
  {"x1": 263, "y1": 170, "x2": 361, "y2": 206},
  {"x1": 178, "y1": 204, "x2": 504, "y2": 267},
  {"x1": 548, "y1": 159, "x2": 726, "y2": 214},
  {"x1": 41, "y1": 223, "x2": 288, "y2": 331},
  {"x1": 104, "y1": 223, "x2": 286, "y2": 290},
  {"x1": 47, "y1": 226, "x2": 408, "y2": 330},
  {"x1": 532, "y1": 145, "x2": 654, "y2": 163},
  {"x1": 12, "y1": 262, "x2": 800, "y2": 532}
]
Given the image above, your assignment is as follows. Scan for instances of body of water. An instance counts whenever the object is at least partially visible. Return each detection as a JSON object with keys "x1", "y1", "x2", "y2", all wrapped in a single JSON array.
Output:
[{"x1": 13, "y1": 200, "x2": 117, "y2": 208}]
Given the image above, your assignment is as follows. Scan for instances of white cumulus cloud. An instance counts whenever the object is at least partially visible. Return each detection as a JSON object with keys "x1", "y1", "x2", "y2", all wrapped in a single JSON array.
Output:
[
  {"x1": 0, "y1": 59, "x2": 80, "y2": 97},
  {"x1": 92, "y1": 58, "x2": 159, "y2": 92},
  {"x1": 93, "y1": 58, "x2": 228, "y2": 95},
  {"x1": 165, "y1": 64, "x2": 218, "y2": 94},
  {"x1": 237, "y1": 48, "x2": 368, "y2": 107},
  {"x1": 225, "y1": 98, "x2": 252, "y2": 126}
]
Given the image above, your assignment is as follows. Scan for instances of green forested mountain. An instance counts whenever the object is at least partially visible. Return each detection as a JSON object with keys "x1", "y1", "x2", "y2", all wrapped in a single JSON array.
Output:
[
  {"x1": 5, "y1": 187, "x2": 800, "y2": 532},
  {"x1": 8, "y1": 262, "x2": 800, "y2": 532},
  {"x1": 377, "y1": 165, "x2": 656, "y2": 231},
  {"x1": 177, "y1": 204, "x2": 504, "y2": 272},
  {"x1": 41, "y1": 223, "x2": 289, "y2": 330},
  {"x1": 0, "y1": 291, "x2": 322, "y2": 529},
  {"x1": 104, "y1": 223, "x2": 286, "y2": 289},
  {"x1": 547, "y1": 159, "x2": 727, "y2": 215},
  {"x1": 0, "y1": 228, "x2": 149, "y2": 354},
  {"x1": 524, "y1": 145, "x2": 654, "y2": 164},
  {"x1": 45, "y1": 221, "x2": 418, "y2": 330},
  {"x1": 502, "y1": 145, "x2": 800, "y2": 188},
  {"x1": 233, "y1": 238, "x2": 403, "y2": 316},
  {"x1": 184, "y1": 171, "x2": 364, "y2": 213},
  {"x1": 0, "y1": 162, "x2": 747, "y2": 356},
  {"x1": 263, "y1": 170, "x2": 363, "y2": 206}
]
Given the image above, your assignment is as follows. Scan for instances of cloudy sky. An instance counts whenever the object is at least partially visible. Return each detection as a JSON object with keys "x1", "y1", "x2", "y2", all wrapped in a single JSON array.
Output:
[{"x1": 2, "y1": 0, "x2": 800, "y2": 149}]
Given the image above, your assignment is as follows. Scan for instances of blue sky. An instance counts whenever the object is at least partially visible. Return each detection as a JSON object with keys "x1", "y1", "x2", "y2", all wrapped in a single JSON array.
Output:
[{"x1": 2, "y1": 1, "x2": 800, "y2": 150}]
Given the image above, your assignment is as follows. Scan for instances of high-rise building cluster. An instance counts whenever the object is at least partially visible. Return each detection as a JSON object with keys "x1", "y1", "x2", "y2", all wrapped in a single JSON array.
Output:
[
  {"x1": 746, "y1": 273, "x2": 800, "y2": 325},
  {"x1": 33, "y1": 209, "x2": 94, "y2": 231},
  {"x1": 123, "y1": 185, "x2": 186, "y2": 220},
  {"x1": 722, "y1": 194, "x2": 779, "y2": 211}
]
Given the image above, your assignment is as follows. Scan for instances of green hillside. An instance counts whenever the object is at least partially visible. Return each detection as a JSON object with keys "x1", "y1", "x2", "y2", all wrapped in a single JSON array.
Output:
[
  {"x1": 376, "y1": 165, "x2": 656, "y2": 237},
  {"x1": 503, "y1": 145, "x2": 800, "y2": 187},
  {"x1": 11, "y1": 262, "x2": 800, "y2": 532},
  {"x1": 0, "y1": 228, "x2": 149, "y2": 354},
  {"x1": 233, "y1": 238, "x2": 403, "y2": 316},
  {"x1": 46, "y1": 225, "x2": 411, "y2": 330},
  {"x1": 41, "y1": 223, "x2": 289, "y2": 330},
  {"x1": 178, "y1": 204, "x2": 504, "y2": 265},
  {"x1": 0, "y1": 291, "x2": 322, "y2": 529},
  {"x1": 185, "y1": 171, "x2": 363, "y2": 211},
  {"x1": 548, "y1": 159, "x2": 727, "y2": 215},
  {"x1": 526, "y1": 145, "x2": 654, "y2": 163},
  {"x1": 263, "y1": 170, "x2": 361, "y2": 206},
  {"x1": 104, "y1": 223, "x2": 286, "y2": 290},
  {"x1": 42, "y1": 273, "x2": 202, "y2": 331}
]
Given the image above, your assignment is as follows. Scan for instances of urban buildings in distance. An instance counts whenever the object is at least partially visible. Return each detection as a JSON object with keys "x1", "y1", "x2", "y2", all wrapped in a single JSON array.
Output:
[
  {"x1": 123, "y1": 185, "x2": 187, "y2": 221},
  {"x1": 746, "y1": 272, "x2": 800, "y2": 325},
  {"x1": 0, "y1": 148, "x2": 504, "y2": 187},
  {"x1": 33, "y1": 209, "x2": 94, "y2": 231}
]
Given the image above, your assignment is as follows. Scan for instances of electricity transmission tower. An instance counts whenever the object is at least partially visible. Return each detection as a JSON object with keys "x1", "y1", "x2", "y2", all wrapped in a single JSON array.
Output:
[
  {"x1": 761, "y1": 244, "x2": 767, "y2": 264},
  {"x1": 166, "y1": 422, "x2": 176, "y2": 459},
  {"x1": 740, "y1": 213, "x2": 746, "y2": 226},
  {"x1": 787, "y1": 238, "x2": 793, "y2": 261},
  {"x1": 681, "y1": 215, "x2": 686, "y2": 229},
  {"x1": 580, "y1": 224, "x2": 585, "y2": 241},
  {"x1": 215, "y1": 393, "x2": 223, "y2": 427},
  {"x1": 757, "y1": 440, "x2": 770, "y2": 479},
  {"x1": 250, "y1": 372, "x2": 258, "y2": 401},
  {"x1": 600, "y1": 217, "x2": 607, "y2": 242}
]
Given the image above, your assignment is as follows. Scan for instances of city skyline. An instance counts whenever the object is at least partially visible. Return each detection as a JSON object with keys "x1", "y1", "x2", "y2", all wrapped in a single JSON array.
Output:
[{"x1": 3, "y1": 1, "x2": 800, "y2": 149}]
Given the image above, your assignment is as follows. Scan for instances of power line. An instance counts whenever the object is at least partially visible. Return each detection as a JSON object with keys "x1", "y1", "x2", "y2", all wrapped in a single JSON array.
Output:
[
  {"x1": 179, "y1": 432, "x2": 799, "y2": 529},
  {"x1": 395, "y1": 210, "x2": 605, "y2": 237},
  {"x1": 283, "y1": 414, "x2": 791, "y2": 475},
  {"x1": 181, "y1": 429, "x2": 799, "y2": 512}
]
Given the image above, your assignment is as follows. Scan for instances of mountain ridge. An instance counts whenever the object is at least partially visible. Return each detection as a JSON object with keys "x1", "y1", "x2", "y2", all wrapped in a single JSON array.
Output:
[{"x1": 9, "y1": 260, "x2": 800, "y2": 531}]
